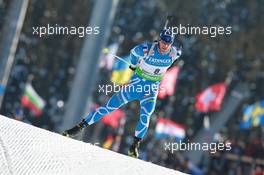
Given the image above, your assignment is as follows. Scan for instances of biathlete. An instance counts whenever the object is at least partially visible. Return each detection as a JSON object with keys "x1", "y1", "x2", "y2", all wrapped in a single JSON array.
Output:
[{"x1": 62, "y1": 28, "x2": 182, "y2": 158}]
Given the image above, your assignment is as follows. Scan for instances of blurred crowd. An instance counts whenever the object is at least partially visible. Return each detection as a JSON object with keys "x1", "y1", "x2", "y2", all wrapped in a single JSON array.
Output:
[
  {"x1": 0, "y1": 1, "x2": 9, "y2": 40},
  {"x1": 0, "y1": 0, "x2": 263, "y2": 174}
]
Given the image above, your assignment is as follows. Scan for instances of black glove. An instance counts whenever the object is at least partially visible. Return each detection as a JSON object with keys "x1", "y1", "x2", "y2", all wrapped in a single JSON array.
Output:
[{"x1": 129, "y1": 65, "x2": 136, "y2": 71}]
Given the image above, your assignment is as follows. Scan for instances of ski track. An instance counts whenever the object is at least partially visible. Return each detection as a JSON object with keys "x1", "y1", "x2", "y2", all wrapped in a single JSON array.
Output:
[{"x1": 0, "y1": 115, "x2": 188, "y2": 175}]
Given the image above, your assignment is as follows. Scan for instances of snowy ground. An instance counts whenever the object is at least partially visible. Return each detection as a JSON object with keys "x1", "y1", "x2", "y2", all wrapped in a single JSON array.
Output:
[{"x1": 0, "y1": 115, "x2": 188, "y2": 175}]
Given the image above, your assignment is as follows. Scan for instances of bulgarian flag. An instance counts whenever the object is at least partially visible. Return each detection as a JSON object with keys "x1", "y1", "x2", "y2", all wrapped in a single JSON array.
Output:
[{"x1": 21, "y1": 83, "x2": 46, "y2": 116}]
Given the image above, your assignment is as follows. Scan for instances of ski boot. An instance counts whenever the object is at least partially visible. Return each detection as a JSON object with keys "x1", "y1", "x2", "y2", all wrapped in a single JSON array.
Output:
[
  {"x1": 62, "y1": 119, "x2": 88, "y2": 137},
  {"x1": 128, "y1": 136, "x2": 141, "y2": 158}
]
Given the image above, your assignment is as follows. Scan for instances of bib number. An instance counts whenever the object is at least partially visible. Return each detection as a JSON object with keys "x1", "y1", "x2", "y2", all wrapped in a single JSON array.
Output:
[{"x1": 154, "y1": 68, "x2": 160, "y2": 75}]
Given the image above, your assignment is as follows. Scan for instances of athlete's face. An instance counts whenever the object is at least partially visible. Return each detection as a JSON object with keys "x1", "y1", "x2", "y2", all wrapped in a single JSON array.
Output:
[{"x1": 158, "y1": 40, "x2": 172, "y2": 54}]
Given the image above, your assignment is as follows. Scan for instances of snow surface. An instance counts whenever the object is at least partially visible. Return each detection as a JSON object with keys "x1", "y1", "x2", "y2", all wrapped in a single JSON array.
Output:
[{"x1": 0, "y1": 115, "x2": 188, "y2": 175}]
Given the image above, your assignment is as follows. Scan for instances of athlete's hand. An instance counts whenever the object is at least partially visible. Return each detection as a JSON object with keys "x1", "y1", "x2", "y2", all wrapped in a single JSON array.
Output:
[{"x1": 129, "y1": 65, "x2": 136, "y2": 71}]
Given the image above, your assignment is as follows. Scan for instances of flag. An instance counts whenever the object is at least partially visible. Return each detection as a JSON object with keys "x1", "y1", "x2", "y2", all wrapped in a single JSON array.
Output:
[
  {"x1": 111, "y1": 55, "x2": 133, "y2": 85},
  {"x1": 21, "y1": 83, "x2": 46, "y2": 116},
  {"x1": 158, "y1": 66, "x2": 180, "y2": 99},
  {"x1": 99, "y1": 43, "x2": 119, "y2": 70},
  {"x1": 101, "y1": 109, "x2": 126, "y2": 129},
  {"x1": 240, "y1": 100, "x2": 264, "y2": 129},
  {"x1": 155, "y1": 117, "x2": 186, "y2": 140},
  {"x1": 195, "y1": 82, "x2": 227, "y2": 112}
]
